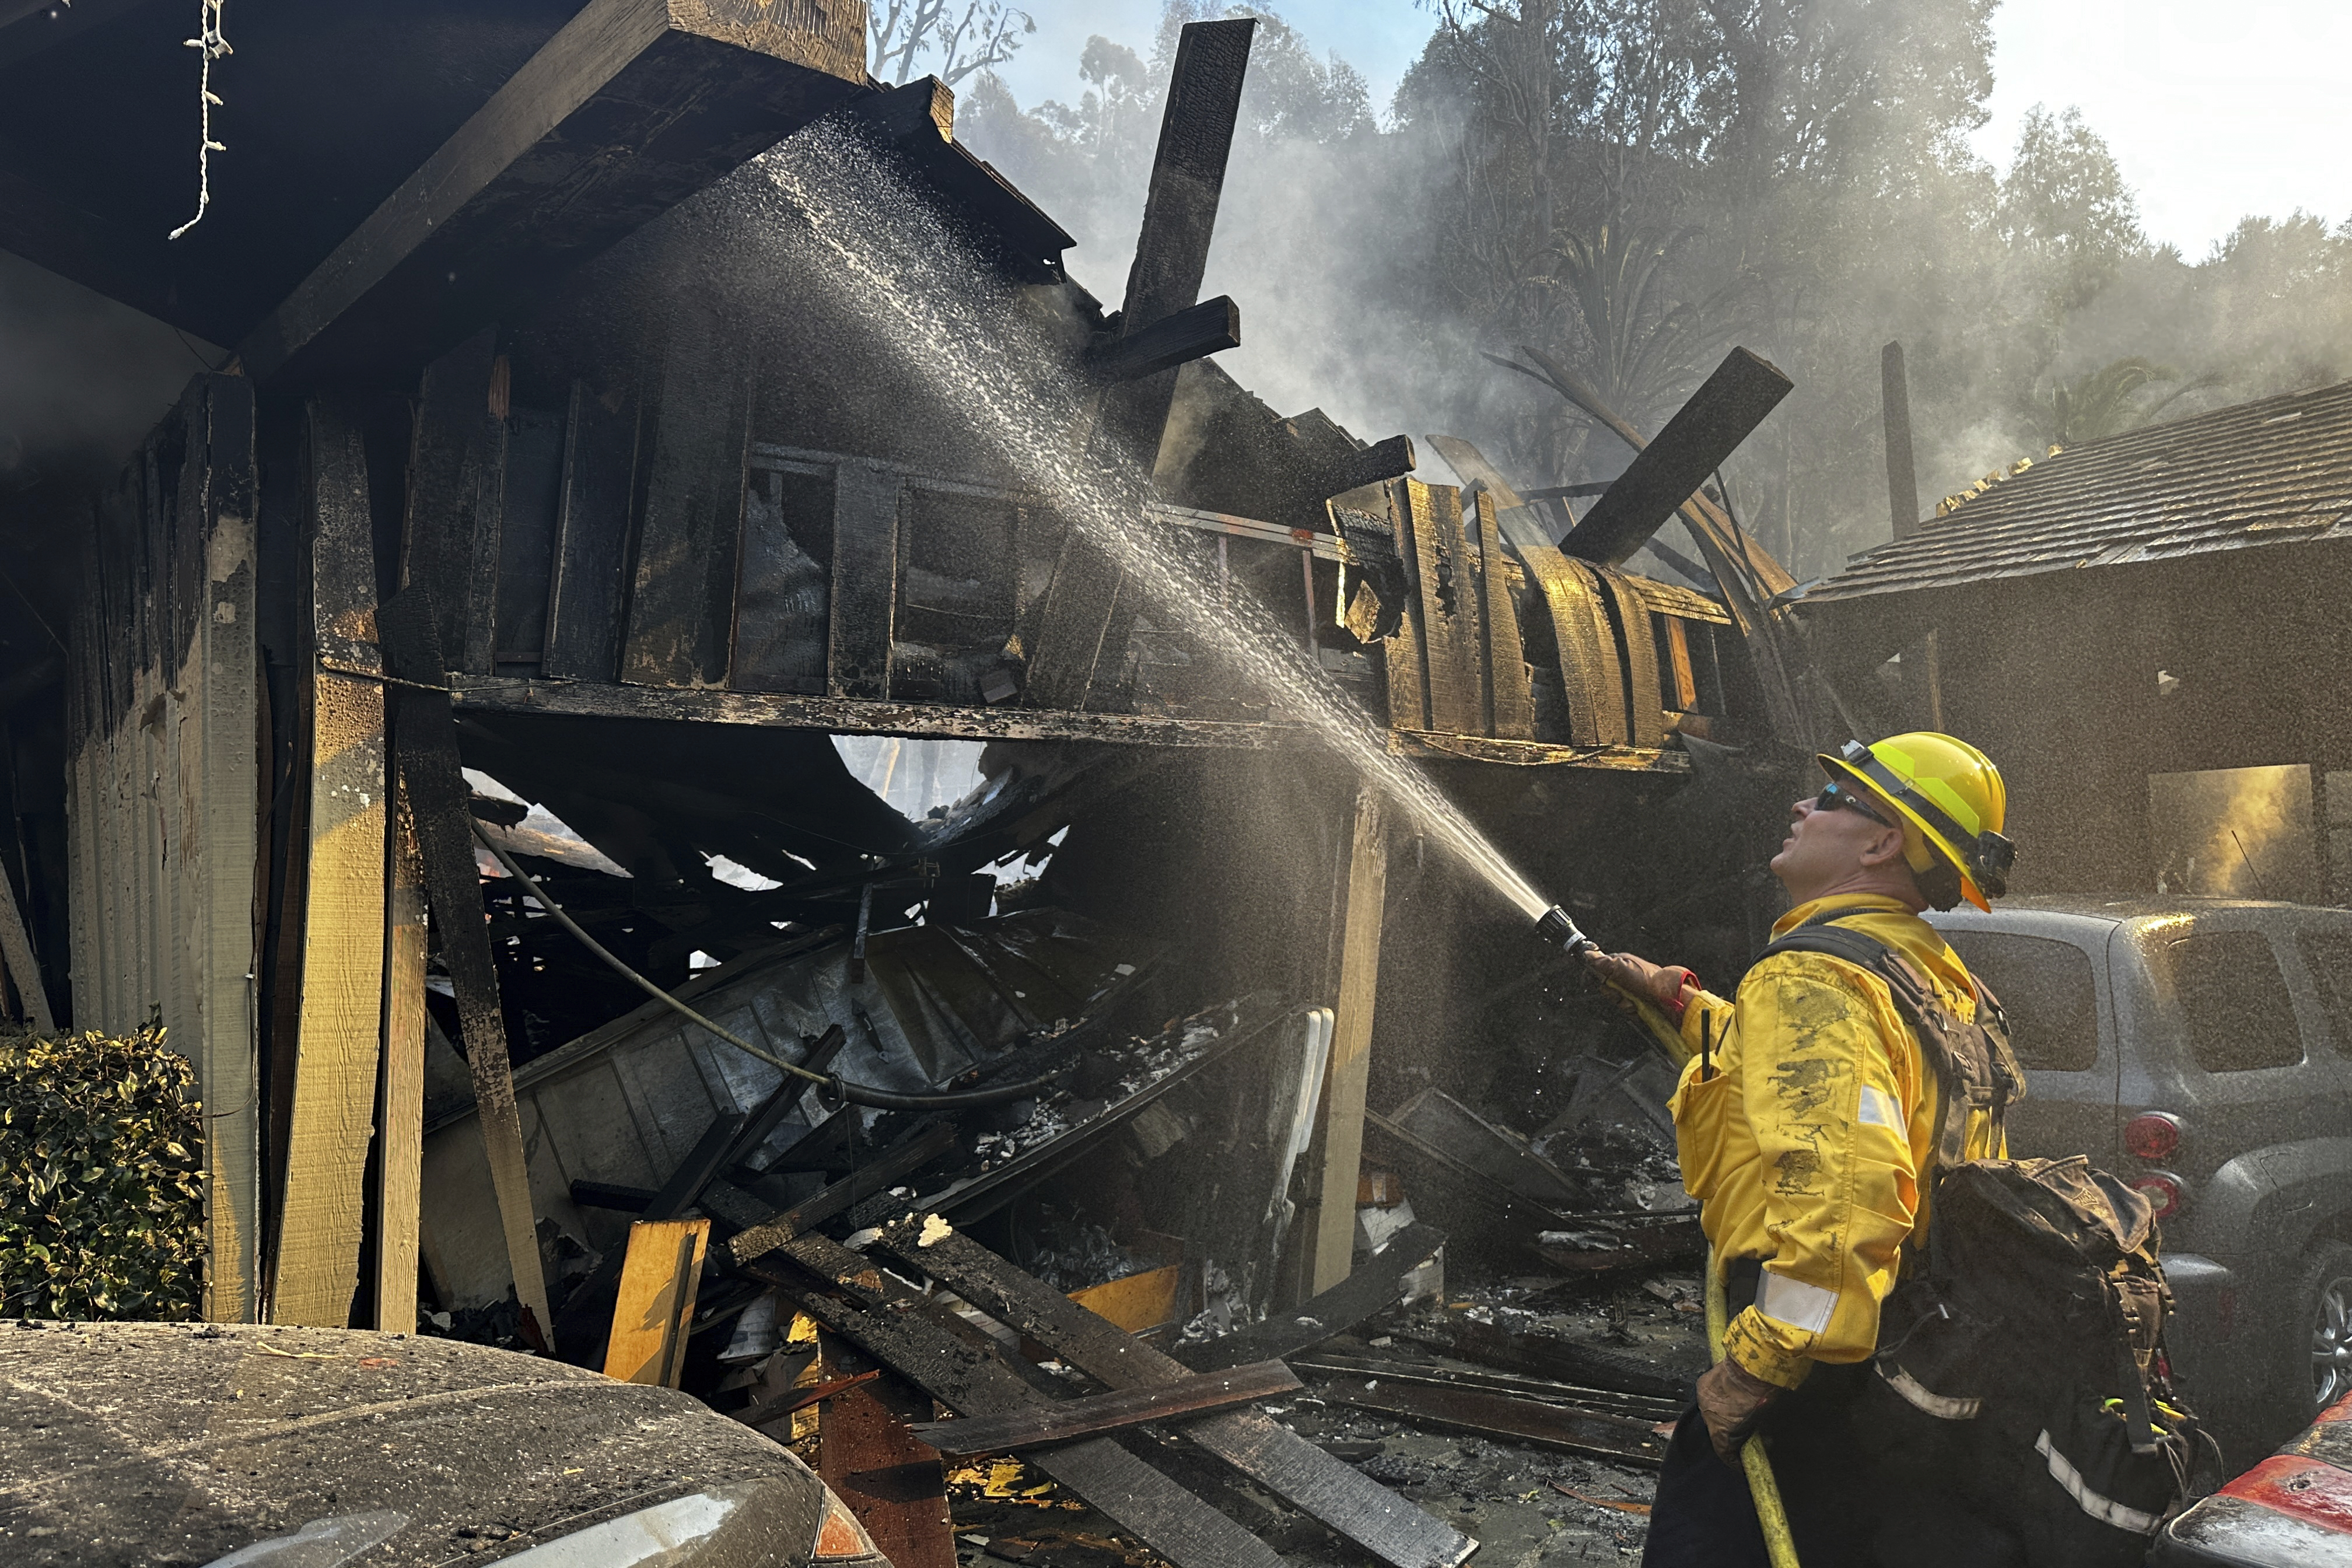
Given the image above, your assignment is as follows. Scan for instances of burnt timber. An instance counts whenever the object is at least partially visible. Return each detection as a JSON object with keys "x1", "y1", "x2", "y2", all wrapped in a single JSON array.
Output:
[{"x1": 4, "y1": 0, "x2": 1793, "y2": 1391}]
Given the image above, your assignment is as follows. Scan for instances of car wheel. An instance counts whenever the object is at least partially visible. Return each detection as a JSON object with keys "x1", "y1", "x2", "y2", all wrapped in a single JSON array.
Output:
[{"x1": 2295, "y1": 1240, "x2": 2352, "y2": 1414}]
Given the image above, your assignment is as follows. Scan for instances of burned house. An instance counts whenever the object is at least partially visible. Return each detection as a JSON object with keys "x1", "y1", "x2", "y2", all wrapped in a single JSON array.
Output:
[
  {"x1": 0, "y1": 4, "x2": 1835, "y2": 1562},
  {"x1": 1806, "y1": 376, "x2": 2352, "y2": 904}
]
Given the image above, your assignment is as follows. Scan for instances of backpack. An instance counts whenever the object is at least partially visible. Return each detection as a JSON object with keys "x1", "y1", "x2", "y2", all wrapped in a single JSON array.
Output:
[{"x1": 1756, "y1": 913, "x2": 2205, "y2": 1563}]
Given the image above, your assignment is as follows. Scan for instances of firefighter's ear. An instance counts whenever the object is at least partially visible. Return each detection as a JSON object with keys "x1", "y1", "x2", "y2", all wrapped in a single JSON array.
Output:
[{"x1": 1856, "y1": 822, "x2": 1910, "y2": 870}]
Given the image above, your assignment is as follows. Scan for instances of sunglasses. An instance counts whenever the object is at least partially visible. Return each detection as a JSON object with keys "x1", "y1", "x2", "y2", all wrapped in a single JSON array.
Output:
[{"x1": 1815, "y1": 782, "x2": 1894, "y2": 827}]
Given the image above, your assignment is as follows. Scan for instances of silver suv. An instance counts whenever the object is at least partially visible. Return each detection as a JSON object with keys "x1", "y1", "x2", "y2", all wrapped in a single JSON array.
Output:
[{"x1": 1926, "y1": 896, "x2": 2352, "y2": 1458}]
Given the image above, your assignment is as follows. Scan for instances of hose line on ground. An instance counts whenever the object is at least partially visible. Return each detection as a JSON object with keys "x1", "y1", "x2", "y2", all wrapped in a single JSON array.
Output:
[
  {"x1": 469, "y1": 822, "x2": 1068, "y2": 1110},
  {"x1": 1705, "y1": 1246, "x2": 1804, "y2": 1568}
]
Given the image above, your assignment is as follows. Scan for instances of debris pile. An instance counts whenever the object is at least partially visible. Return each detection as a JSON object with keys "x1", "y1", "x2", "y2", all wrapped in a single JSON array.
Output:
[{"x1": 407, "y1": 738, "x2": 1714, "y2": 1567}]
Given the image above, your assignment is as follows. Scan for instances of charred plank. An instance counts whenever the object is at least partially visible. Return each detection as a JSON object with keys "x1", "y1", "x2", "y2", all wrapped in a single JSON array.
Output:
[
  {"x1": 1087, "y1": 296, "x2": 1241, "y2": 384},
  {"x1": 1180, "y1": 1222, "x2": 1446, "y2": 1373},
  {"x1": 1562, "y1": 348, "x2": 1793, "y2": 568},
  {"x1": 911, "y1": 1360, "x2": 1303, "y2": 1457}
]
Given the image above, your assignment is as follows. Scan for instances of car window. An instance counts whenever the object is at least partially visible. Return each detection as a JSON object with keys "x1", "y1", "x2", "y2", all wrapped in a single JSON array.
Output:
[
  {"x1": 2294, "y1": 928, "x2": 2352, "y2": 1056},
  {"x1": 1942, "y1": 932, "x2": 2099, "y2": 1072},
  {"x1": 2154, "y1": 930, "x2": 2304, "y2": 1072}
]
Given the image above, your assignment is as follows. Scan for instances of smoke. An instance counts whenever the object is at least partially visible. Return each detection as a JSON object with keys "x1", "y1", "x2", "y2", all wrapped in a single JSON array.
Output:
[
  {"x1": 0, "y1": 250, "x2": 218, "y2": 489},
  {"x1": 956, "y1": 5, "x2": 2352, "y2": 579}
]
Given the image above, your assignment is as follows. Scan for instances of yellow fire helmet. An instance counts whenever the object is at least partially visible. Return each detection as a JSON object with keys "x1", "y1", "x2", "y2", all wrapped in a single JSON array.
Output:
[{"x1": 1821, "y1": 732, "x2": 2015, "y2": 911}]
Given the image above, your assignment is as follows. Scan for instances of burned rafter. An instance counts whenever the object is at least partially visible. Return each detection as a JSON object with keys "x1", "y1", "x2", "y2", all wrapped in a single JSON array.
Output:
[
  {"x1": 239, "y1": 0, "x2": 867, "y2": 387},
  {"x1": 1087, "y1": 295, "x2": 1242, "y2": 384},
  {"x1": 834, "y1": 75, "x2": 1076, "y2": 282},
  {"x1": 1559, "y1": 348, "x2": 1795, "y2": 570}
]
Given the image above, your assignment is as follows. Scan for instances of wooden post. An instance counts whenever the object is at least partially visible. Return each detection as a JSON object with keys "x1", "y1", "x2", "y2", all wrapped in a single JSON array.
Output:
[
  {"x1": 1883, "y1": 340, "x2": 1921, "y2": 541},
  {"x1": 604, "y1": 1217, "x2": 710, "y2": 1387},
  {"x1": 379, "y1": 591, "x2": 554, "y2": 1341},
  {"x1": 270, "y1": 397, "x2": 391, "y2": 1327},
  {"x1": 1307, "y1": 785, "x2": 1387, "y2": 1294},
  {"x1": 374, "y1": 775, "x2": 427, "y2": 1331},
  {"x1": 195, "y1": 376, "x2": 261, "y2": 1322}
]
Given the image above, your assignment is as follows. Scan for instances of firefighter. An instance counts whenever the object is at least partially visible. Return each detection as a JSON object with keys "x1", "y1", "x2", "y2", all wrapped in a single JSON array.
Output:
[{"x1": 1587, "y1": 733, "x2": 2018, "y2": 1566}]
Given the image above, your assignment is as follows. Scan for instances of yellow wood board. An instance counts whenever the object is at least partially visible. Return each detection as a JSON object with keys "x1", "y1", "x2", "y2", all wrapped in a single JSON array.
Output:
[
  {"x1": 269, "y1": 670, "x2": 388, "y2": 1325},
  {"x1": 1069, "y1": 1263, "x2": 1183, "y2": 1336},
  {"x1": 604, "y1": 1218, "x2": 710, "y2": 1388},
  {"x1": 374, "y1": 779, "x2": 426, "y2": 1331},
  {"x1": 1308, "y1": 785, "x2": 1388, "y2": 1293}
]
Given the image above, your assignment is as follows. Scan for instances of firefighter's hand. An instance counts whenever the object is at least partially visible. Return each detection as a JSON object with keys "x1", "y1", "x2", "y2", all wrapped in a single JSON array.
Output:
[
  {"x1": 1582, "y1": 951, "x2": 1698, "y2": 1012},
  {"x1": 1695, "y1": 1356, "x2": 1783, "y2": 1466}
]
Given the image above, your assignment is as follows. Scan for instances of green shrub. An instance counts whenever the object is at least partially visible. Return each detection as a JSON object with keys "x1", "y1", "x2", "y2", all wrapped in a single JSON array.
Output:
[{"x1": 1, "y1": 1026, "x2": 206, "y2": 1319}]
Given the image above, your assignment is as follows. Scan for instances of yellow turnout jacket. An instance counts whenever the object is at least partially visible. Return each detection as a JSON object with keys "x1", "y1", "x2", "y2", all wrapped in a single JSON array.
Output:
[{"x1": 1668, "y1": 892, "x2": 2005, "y2": 1390}]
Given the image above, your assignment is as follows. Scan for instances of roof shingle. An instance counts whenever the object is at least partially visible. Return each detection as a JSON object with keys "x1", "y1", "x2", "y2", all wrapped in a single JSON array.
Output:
[{"x1": 1803, "y1": 378, "x2": 2352, "y2": 604}]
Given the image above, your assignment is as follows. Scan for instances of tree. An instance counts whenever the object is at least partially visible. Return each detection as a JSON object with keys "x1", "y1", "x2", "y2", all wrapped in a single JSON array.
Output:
[
  {"x1": 870, "y1": 0, "x2": 1036, "y2": 89},
  {"x1": 2034, "y1": 357, "x2": 2219, "y2": 447},
  {"x1": 1999, "y1": 105, "x2": 2144, "y2": 311}
]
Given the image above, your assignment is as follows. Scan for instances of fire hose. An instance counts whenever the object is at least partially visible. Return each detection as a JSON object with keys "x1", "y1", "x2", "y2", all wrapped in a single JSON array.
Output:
[
  {"x1": 1706, "y1": 1250, "x2": 1803, "y2": 1568},
  {"x1": 1539, "y1": 906, "x2": 1802, "y2": 1565}
]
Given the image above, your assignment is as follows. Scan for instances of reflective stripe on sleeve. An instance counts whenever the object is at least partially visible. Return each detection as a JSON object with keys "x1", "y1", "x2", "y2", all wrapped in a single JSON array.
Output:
[
  {"x1": 1755, "y1": 1270, "x2": 1838, "y2": 1335},
  {"x1": 2034, "y1": 1430, "x2": 2161, "y2": 1535},
  {"x1": 1857, "y1": 1084, "x2": 1903, "y2": 1131}
]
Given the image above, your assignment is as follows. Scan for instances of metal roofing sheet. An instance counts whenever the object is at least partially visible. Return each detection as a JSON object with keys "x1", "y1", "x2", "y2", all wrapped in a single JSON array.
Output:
[{"x1": 1802, "y1": 378, "x2": 2352, "y2": 604}]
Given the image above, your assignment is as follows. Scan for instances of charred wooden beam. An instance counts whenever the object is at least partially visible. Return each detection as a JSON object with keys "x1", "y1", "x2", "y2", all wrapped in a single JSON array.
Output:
[
  {"x1": 400, "y1": 332, "x2": 507, "y2": 678},
  {"x1": 1023, "y1": 18, "x2": 1255, "y2": 710},
  {"x1": 1562, "y1": 348, "x2": 1794, "y2": 567},
  {"x1": 620, "y1": 313, "x2": 754, "y2": 687},
  {"x1": 1329, "y1": 433, "x2": 1418, "y2": 498},
  {"x1": 544, "y1": 378, "x2": 642, "y2": 682},
  {"x1": 728, "y1": 1119, "x2": 960, "y2": 1266},
  {"x1": 380, "y1": 589, "x2": 552, "y2": 1340},
  {"x1": 237, "y1": 0, "x2": 867, "y2": 387},
  {"x1": 1116, "y1": 19, "x2": 1256, "y2": 376},
  {"x1": 449, "y1": 673, "x2": 1300, "y2": 747},
  {"x1": 836, "y1": 75, "x2": 1073, "y2": 280},
  {"x1": 911, "y1": 1360, "x2": 1303, "y2": 1457},
  {"x1": 1087, "y1": 295, "x2": 1241, "y2": 384},
  {"x1": 1183, "y1": 1222, "x2": 1446, "y2": 1373},
  {"x1": 1307, "y1": 1376, "x2": 1667, "y2": 1468}
]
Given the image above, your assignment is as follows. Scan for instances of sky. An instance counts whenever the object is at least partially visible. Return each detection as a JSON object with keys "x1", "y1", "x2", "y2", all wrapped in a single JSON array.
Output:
[{"x1": 982, "y1": 0, "x2": 2352, "y2": 260}]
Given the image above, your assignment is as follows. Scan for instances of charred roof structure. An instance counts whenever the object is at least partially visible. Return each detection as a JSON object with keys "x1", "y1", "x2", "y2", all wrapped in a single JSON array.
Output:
[
  {"x1": 0, "y1": 6, "x2": 1840, "y2": 1561},
  {"x1": 1804, "y1": 376, "x2": 2352, "y2": 901}
]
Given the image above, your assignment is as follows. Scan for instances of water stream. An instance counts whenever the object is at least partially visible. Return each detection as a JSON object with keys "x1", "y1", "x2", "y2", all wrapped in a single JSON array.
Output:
[{"x1": 757, "y1": 125, "x2": 1550, "y2": 922}]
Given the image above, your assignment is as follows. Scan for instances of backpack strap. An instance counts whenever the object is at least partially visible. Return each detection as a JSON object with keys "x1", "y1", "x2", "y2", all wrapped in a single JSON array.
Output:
[{"x1": 1755, "y1": 916, "x2": 2018, "y2": 1167}]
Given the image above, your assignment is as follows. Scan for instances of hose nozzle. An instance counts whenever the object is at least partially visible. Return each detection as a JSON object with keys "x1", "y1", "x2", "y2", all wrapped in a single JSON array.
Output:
[{"x1": 1535, "y1": 904, "x2": 1596, "y2": 957}]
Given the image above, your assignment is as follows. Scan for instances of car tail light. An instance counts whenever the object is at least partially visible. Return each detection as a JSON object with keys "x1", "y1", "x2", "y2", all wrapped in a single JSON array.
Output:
[
  {"x1": 2130, "y1": 1171, "x2": 2182, "y2": 1219},
  {"x1": 2124, "y1": 1112, "x2": 2182, "y2": 1161},
  {"x1": 813, "y1": 1490, "x2": 881, "y2": 1560}
]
